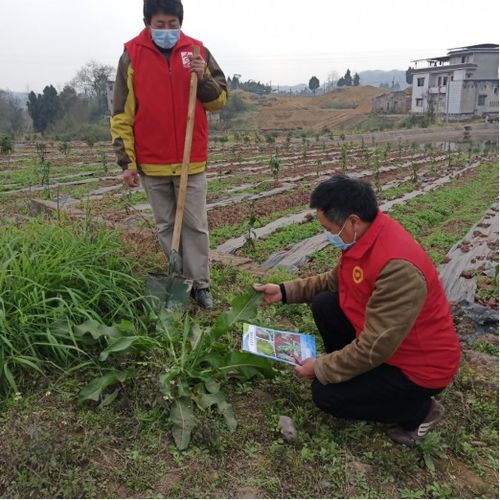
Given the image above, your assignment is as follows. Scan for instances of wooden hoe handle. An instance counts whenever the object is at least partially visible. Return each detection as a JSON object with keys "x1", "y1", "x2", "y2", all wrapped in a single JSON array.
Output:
[{"x1": 171, "y1": 45, "x2": 200, "y2": 254}]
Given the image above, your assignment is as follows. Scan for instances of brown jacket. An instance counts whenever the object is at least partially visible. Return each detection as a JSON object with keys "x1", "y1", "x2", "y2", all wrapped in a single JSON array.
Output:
[{"x1": 283, "y1": 260, "x2": 427, "y2": 384}]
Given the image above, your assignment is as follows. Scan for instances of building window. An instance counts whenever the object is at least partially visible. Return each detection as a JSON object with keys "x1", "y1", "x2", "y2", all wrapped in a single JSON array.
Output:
[
  {"x1": 417, "y1": 77, "x2": 425, "y2": 87},
  {"x1": 451, "y1": 75, "x2": 454, "y2": 81},
  {"x1": 466, "y1": 72, "x2": 473, "y2": 78},
  {"x1": 437, "y1": 77, "x2": 442, "y2": 86},
  {"x1": 478, "y1": 95, "x2": 487, "y2": 106},
  {"x1": 443, "y1": 76, "x2": 448, "y2": 85},
  {"x1": 494, "y1": 87, "x2": 498, "y2": 96},
  {"x1": 416, "y1": 98, "x2": 423, "y2": 107}
]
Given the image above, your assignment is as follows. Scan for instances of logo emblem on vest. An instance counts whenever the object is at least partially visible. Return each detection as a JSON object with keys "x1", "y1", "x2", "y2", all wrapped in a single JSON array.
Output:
[
  {"x1": 181, "y1": 51, "x2": 192, "y2": 68},
  {"x1": 352, "y1": 266, "x2": 364, "y2": 284}
]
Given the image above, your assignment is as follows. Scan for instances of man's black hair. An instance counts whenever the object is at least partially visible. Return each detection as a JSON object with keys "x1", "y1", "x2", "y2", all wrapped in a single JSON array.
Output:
[
  {"x1": 143, "y1": 0, "x2": 184, "y2": 24},
  {"x1": 310, "y1": 174, "x2": 378, "y2": 225}
]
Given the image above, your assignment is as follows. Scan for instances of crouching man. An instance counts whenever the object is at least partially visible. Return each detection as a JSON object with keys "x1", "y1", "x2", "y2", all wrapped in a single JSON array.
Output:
[{"x1": 256, "y1": 175, "x2": 461, "y2": 445}]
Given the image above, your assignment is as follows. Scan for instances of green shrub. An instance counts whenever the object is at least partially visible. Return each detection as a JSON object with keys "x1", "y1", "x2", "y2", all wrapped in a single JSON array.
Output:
[
  {"x1": 56, "y1": 123, "x2": 110, "y2": 144},
  {"x1": 0, "y1": 135, "x2": 13, "y2": 154},
  {"x1": 401, "y1": 114, "x2": 430, "y2": 129}
]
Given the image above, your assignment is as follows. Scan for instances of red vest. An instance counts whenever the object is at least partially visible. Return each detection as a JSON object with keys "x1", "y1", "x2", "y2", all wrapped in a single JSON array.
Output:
[
  {"x1": 125, "y1": 29, "x2": 208, "y2": 165},
  {"x1": 339, "y1": 211, "x2": 461, "y2": 388}
]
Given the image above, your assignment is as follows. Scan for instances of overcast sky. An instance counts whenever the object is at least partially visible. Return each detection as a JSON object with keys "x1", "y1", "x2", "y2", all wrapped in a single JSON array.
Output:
[{"x1": 1, "y1": 0, "x2": 498, "y2": 92}]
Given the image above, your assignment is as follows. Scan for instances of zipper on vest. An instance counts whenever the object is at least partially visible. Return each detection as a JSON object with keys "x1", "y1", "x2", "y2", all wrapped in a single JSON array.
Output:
[{"x1": 166, "y1": 58, "x2": 180, "y2": 161}]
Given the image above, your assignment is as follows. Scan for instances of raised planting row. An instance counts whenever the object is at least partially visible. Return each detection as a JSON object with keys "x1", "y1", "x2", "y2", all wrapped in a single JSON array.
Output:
[
  {"x1": 298, "y1": 160, "x2": 499, "y2": 279},
  {"x1": 0, "y1": 136, "x2": 457, "y2": 197},
  {"x1": 438, "y1": 202, "x2": 498, "y2": 305},
  {"x1": 5, "y1": 148, "x2": 452, "y2": 226},
  {"x1": 227, "y1": 159, "x2": 496, "y2": 273},
  {"x1": 209, "y1": 154, "x2": 492, "y2": 253}
]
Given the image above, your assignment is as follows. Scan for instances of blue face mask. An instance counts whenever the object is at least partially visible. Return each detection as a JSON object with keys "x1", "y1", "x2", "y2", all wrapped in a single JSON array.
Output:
[
  {"x1": 325, "y1": 219, "x2": 357, "y2": 251},
  {"x1": 151, "y1": 28, "x2": 180, "y2": 49}
]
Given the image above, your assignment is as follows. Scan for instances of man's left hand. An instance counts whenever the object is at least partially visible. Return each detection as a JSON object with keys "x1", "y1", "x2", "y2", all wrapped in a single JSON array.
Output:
[
  {"x1": 189, "y1": 54, "x2": 207, "y2": 80},
  {"x1": 294, "y1": 357, "x2": 317, "y2": 380}
]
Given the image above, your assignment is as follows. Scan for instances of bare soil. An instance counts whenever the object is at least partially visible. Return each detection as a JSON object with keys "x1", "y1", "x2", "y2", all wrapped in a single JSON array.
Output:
[{"x1": 237, "y1": 86, "x2": 392, "y2": 131}]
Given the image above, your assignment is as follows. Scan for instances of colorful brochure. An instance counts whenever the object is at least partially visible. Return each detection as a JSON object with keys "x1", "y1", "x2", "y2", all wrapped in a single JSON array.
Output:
[{"x1": 242, "y1": 323, "x2": 317, "y2": 366}]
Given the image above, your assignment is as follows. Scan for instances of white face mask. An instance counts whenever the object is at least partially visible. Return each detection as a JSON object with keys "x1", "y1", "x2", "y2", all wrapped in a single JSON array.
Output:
[
  {"x1": 325, "y1": 219, "x2": 356, "y2": 251},
  {"x1": 151, "y1": 28, "x2": 180, "y2": 49}
]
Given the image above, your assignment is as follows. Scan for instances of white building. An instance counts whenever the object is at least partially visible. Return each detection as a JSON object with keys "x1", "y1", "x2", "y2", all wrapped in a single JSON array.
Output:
[{"x1": 410, "y1": 43, "x2": 498, "y2": 121}]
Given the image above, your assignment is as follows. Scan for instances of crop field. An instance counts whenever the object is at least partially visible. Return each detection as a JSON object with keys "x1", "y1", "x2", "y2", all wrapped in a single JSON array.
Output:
[{"x1": 0, "y1": 126, "x2": 498, "y2": 498}]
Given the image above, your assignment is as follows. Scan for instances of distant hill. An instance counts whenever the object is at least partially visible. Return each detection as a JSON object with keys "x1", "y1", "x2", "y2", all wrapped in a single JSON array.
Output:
[
  {"x1": 272, "y1": 83, "x2": 307, "y2": 94},
  {"x1": 272, "y1": 70, "x2": 409, "y2": 95},
  {"x1": 358, "y1": 70, "x2": 409, "y2": 89}
]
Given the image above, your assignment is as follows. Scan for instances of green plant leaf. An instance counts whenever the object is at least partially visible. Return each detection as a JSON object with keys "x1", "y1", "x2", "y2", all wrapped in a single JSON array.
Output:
[
  {"x1": 220, "y1": 351, "x2": 275, "y2": 378},
  {"x1": 2, "y1": 363, "x2": 18, "y2": 393},
  {"x1": 170, "y1": 398, "x2": 195, "y2": 450},
  {"x1": 189, "y1": 323, "x2": 204, "y2": 351},
  {"x1": 197, "y1": 388, "x2": 237, "y2": 432},
  {"x1": 204, "y1": 378, "x2": 220, "y2": 394},
  {"x1": 99, "y1": 336, "x2": 141, "y2": 361},
  {"x1": 423, "y1": 452, "x2": 435, "y2": 472},
  {"x1": 10, "y1": 356, "x2": 44, "y2": 374},
  {"x1": 79, "y1": 369, "x2": 131, "y2": 403},
  {"x1": 117, "y1": 319, "x2": 136, "y2": 335},
  {"x1": 98, "y1": 388, "x2": 120, "y2": 408},
  {"x1": 199, "y1": 390, "x2": 225, "y2": 410},
  {"x1": 212, "y1": 291, "x2": 263, "y2": 339},
  {"x1": 74, "y1": 319, "x2": 124, "y2": 341},
  {"x1": 159, "y1": 371, "x2": 176, "y2": 399},
  {"x1": 176, "y1": 379, "x2": 191, "y2": 398},
  {"x1": 218, "y1": 400, "x2": 237, "y2": 432}
]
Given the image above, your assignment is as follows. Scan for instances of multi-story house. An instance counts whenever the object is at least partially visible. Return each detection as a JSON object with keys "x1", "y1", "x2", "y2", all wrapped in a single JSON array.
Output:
[{"x1": 410, "y1": 43, "x2": 498, "y2": 121}]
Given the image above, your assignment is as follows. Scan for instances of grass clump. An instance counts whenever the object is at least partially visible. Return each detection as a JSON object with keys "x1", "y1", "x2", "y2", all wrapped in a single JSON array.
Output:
[{"x1": 0, "y1": 217, "x2": 146, "y2": 395}]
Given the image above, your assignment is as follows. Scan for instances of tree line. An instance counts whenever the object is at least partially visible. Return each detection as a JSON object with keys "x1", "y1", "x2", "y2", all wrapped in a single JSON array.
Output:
[
  {"x1": 0, "y1": 60, "x2": 114, "y2": 141},
  {"x1": 227, "y1": 75, "x2": 272, "y2": 94},
  {"x1": 309, "y1": 69, "x2": 361, "y2": 95}
]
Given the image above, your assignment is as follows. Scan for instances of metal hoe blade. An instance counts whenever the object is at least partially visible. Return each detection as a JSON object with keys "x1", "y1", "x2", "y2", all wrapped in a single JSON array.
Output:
[{"x1": 146, "y1": 270, "x2": 193, "y2": 310}]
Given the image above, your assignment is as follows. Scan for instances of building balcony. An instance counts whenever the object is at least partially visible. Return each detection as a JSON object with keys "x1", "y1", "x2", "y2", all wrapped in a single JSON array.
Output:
[{"x1": 428, "y1": 86, "x2": 448, "y2": 94}]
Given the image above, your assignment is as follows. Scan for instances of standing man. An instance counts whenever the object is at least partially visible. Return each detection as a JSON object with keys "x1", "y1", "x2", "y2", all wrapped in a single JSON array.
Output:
[
  {"x1": 256, "y1": 175, "x2": 461, "y2": 445},
  {"x1": 111, "y1": 0, "x2": 228, "y2": 309}
]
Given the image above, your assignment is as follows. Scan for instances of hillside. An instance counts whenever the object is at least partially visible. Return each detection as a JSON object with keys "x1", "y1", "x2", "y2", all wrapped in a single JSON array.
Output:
[{"x1": 235, "y1": 86, "x2": 392, "y2": 131}]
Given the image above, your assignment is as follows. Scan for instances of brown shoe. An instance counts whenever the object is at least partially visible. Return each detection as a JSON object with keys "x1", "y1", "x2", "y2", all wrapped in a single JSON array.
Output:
[{"x1": 387, "y1": 399, "x2": 445, "y2": 446}]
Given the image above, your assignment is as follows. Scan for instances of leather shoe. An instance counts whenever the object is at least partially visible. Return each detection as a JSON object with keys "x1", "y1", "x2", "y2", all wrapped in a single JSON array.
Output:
[{"x1": 191, "y1": 288, "x2": 214, "y2": 309}]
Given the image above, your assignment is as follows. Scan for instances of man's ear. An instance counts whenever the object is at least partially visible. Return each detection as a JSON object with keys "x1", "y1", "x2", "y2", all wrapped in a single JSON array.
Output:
[{"x1": 349, "y1": 214, "x2": 361, "y2": 228}]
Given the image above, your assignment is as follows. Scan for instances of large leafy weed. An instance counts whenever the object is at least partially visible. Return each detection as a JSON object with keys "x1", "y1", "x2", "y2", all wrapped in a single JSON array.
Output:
[{"x1": 78, "y1": 290, "x2": 274, "y2": 449}]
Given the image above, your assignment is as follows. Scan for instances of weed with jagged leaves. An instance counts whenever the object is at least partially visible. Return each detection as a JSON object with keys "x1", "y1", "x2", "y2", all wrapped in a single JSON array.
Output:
[{"x1": 78, "y1": 291, "x2": 274, "y2": 449}]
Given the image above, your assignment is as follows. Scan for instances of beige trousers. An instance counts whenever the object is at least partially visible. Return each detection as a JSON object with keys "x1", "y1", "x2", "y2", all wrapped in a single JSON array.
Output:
[{"x1": 140, "y1": 172, "x2": 210, "y2": 289}]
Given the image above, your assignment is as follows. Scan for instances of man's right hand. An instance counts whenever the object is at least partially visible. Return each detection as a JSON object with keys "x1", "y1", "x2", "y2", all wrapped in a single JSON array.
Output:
[
  {"x1": 123, "y1": 168, "x2": 140, "y2": 188},
  {"x1": 254, "y1": 283, "x2": 282, "y2": 305}
]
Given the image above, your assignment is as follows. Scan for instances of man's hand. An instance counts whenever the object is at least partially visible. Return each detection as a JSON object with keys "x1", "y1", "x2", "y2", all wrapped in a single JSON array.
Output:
[
  {"x1": 253, "y1": 283, "x2": 282, "y2": 306},
  {"x1": 123, "y1": 169, "x2": 140, "y2": 188},
  {"x1": 189, "y1": 53, "x2": 207, "y2": 80},
  {"x1": 294, "y1": 357, "x2": 317, "y2": 380}
]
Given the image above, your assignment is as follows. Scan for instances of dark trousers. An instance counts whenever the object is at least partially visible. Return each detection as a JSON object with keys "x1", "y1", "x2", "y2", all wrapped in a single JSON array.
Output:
[{"x1": 310, "y1": 292, "x2": 442, "y2": 430}]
